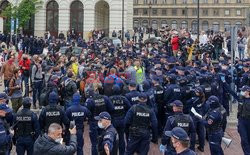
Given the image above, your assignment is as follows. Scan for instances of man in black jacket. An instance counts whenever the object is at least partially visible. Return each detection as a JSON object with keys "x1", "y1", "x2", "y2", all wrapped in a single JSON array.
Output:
[{"x1": 33, "y1": 123, "x2": 77, "y2": 155}]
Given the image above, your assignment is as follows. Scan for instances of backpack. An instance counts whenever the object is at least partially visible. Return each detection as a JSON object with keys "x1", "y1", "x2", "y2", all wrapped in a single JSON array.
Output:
[{"x1": 40, "y1": 87, "x2": 58, "y2": 106}]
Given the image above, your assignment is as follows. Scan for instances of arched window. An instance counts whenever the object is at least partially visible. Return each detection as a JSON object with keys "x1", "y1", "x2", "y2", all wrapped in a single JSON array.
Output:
[
  {"x1": 224, "y1": 21, "x2": 230, "y2": 32},
  {"x1": 46, "y1": 0, "x2": 59, "y2": 37},
  {"x1": 70, "y1": 1, "x2": 83, "y2": 35},
  {"x1": 142, "y1": 20, "x2": 148, "y2": 28},
  {"x1": 212, "y1": 22, "x2": 220, "y2": 32},
  {"x1": 181, "y1": 21, "x2": 188, "y2": 29},
  {"x1": 202, "y1": 21, "x2": 209, "y2": 31},
  {"x1": 161, "y1": 20, "x2": 167, "y2": 28},
  {"x1": 133, "y1": 20, "x2": 139, "y2": 28},
  {"x1": 192, "y1": 20, "x2": 198, "y2": 33},
  {"x1": 171, "y1": 20, "x2": 177, "y2": 29},
  {"x1": 152, "y1": 20, "x2": 158, "y2": 30},
  {"x1": 235, "y1": 21, "x2": 242, "y2": 28},
  {"x1": 0, "y1": 0, "x2": 10, "y2": 34}
]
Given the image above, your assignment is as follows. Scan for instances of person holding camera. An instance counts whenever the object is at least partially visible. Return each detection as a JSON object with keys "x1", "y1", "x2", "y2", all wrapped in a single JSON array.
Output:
[{"x1": 33, "y1": 123, "x2": 77, "y2": 155}]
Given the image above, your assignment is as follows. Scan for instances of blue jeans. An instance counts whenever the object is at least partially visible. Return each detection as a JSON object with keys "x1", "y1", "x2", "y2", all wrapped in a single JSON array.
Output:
[
  {"x1": 22, "y1": 75, "x2": 29, "y2": 97},
  {"x1": 238, "y1": 48, "x2": 245, "y2": 60},
  {"x1": 32, "y1": 81, "x2": 43, "y2": 107}
]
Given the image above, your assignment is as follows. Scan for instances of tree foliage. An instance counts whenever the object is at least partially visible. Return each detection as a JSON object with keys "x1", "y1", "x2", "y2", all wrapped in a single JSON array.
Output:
[{"x1": 1, "y1": 0, "x2": 43, "y2": 32}]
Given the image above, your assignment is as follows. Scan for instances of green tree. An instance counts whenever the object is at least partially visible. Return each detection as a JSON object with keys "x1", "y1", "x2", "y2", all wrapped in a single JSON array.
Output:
[{"x1": 1, "y1": 0, "x2": 43, "y2": 33}]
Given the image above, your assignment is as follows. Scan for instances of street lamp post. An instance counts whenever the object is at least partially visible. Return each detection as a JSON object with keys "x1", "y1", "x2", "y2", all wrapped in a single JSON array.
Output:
[
  {"x1": 148, "y1": 1, "x2": 152, "y2": 39},
  {"x1": 122, "y1": 0, "x2": 124, "y2": 44},
  {"x1": 197, "y1": 0, "x2": 200, "y2": 41}
]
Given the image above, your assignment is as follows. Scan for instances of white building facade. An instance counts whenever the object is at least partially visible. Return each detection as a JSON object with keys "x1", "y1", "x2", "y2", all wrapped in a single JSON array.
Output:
[{"x1": 0, "y1": 0, "x2": 134, "y2": 38}]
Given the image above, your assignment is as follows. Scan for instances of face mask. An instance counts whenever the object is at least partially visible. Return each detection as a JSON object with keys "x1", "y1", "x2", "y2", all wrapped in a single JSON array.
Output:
[
  {"x1": 240, "y1": 91, "x2": 246, "y2": 96},
  {"x1": 55, "y1": 138, "x2": 63, "y2": 144},
  {"x1": 177, "y1": 54, "x2": 181, "y2": 57},
  {"x1": 98, "y1": 122, "x2": 104, "y2": 129}
]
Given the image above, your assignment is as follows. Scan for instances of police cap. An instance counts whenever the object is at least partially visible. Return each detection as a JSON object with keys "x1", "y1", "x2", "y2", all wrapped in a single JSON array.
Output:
[
  {"x1": 22, "y1": 97, "x2": 32, "y2": 106},
  {"x1": 170, "y1": 100, "x2": 183, "y2": 107},
  {"x1": 129, "y1": 81, "x2": 137, "y2": 87},
  {"x1": 94, "y1": 111, "x2": 111, "y2": 121},
  {"x1": 165, "y1": 127, "x2": 189, "y2": 141},
  {"x1": 241, "y1": 85, "x2": 250, "y2": 92}
]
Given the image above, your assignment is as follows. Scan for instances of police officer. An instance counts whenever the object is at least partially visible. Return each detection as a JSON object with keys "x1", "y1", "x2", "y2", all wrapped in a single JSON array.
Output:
[
  {"x1": 0, "y1": 93, "x2": 13, "y2": 155},
  {"x1": 13, "y1": 97, "x2": 40, "y2": 155},
  {"x1": 95, "y1": 112, "x2": 118, "y2": 155},
  {"x1": 66, "y1": 92, "x2": 91, "y2": 155},
  {"x1": 124, "y1": 92, "x2": 158, "y2": 155},
  {"x1": 109, "y1": 85, "x2": 131, "y2": 155},
  {"x1": 85, "y1": 87, "x2": 114, "y2": 155},
  {"x1": 142, "y1": 80, "x2": 157, "y2": 113},
  {"x1": 39, "y1": 91, "x2": 69, "y2": 133},
  {"x1": 161, "y1": 100, "x2": 195, "y2": 155},
  {"x1": 201, "y1": 96, "x2": 226, "y2": 155},
  {"x1": 125, "y1": 81, "x2": 141, "y2": 105},
  {"x1": 237, "y1": 85, "x2": 250, "y2": 155},
  {"x1": 165, "y1": 127, "x2": 196, "y2": 155}
]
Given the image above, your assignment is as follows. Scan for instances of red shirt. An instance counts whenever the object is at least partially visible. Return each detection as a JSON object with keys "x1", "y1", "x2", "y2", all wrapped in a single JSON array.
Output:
[
  {"x1": 171, "y1": 36, "x2": 179, "y2": 51},
  {"x1": 19, "y1": 59, "x2": 31, "y2": 73}
]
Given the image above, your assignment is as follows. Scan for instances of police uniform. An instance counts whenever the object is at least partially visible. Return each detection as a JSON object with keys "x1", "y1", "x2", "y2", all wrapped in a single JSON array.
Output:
[
  {"x1": 125, "y1": 81, "x2": 141, "y2": 106},
  {"x1": 95, "y1": 112, "x2": 118, "y2": 155},
  {"x1": 66, "y1": 93, "x2": 91, "y2": 155},
  {"x1": 161, "y1": 100, "x2": 196, "y2": 155},
  {"x1": 203, "y1": 96, "x2": 226, "y2": 155},
  {"x1": 14, "y1": 97, "x2": 40, "y2": 155},
  {"x1": 39, "y1": 92, "x2": 69, "y2": 133},
  {"x1": 0, "y1": 93, "x2": 13, "y2": 155},
  {"x1": 124, "y1": 93, "x2": 158, "y2": 155},
  {"x1": 85, "y1": 92, "x2": 114, "y2": 155},
  {"x1": 237, "y1": 86, "x2": 250, "y2": 155},
  {"x1": 109, "y1": 85, "x2": 131, "y2": 155}
]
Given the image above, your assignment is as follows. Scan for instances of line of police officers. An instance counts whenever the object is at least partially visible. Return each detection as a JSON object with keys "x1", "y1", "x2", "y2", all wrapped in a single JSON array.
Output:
[{"x1": 0, "y1": 60, "x2": 250, "y2": 155}]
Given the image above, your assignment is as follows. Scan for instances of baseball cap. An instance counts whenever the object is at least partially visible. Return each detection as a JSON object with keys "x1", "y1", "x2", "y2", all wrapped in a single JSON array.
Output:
[
  {"x1": 241, "y1": 85, "x2": 250, "y2": 92},
  {"x1": 129, "y1": 81, "x2": 137, "y2": 87},
  {"x1": 139, "y1": 92, "x2": 148, "y2": 100},
  {"x1": 0, "y1": 93, "x2": 9, "y2": 100},
  {"x1": 170, "y1": 100, "x2": 183, "y2": 107},
  {"x1": 165, "y1": 127, "x2": 189, "y2": 141},
  {"x1": 94, "y1": 112, "x2": 111, "y2": 121}
]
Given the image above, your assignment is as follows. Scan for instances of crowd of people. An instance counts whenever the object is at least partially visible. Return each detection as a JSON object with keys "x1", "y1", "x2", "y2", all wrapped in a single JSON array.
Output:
[{"x1": 0, "y1": 26, "x2": 249, "y2": 155}]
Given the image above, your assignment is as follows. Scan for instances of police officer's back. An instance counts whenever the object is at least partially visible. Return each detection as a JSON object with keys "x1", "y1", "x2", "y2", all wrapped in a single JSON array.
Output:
[
  {"x1": 124, "y1": 93, "x2": 158, "y2": 155},
  {"x1": 161, "y1": 100, "x2": 196, "y2": 154},
  {"x1": 109, "y1": 85, "x2": 131, "y2": 155},
  {"x1": 95, "y1": 112, "x2": 118, "y2": 155},
  {"x1": 13, "y1": 97, "x2": 40, "y2": 155},
  {"x1": 125, "y1": 81, "x2": 141, "y2": 106},
  {"x1": 66, "y1": 92, "x2": 91, "y2": 155},
  {"x1": 39, "y1": 91, "x2": 69, "y2": 133}
]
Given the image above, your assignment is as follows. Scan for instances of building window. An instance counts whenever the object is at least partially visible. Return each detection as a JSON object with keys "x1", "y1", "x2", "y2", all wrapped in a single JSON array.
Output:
[
  {"x1": 214, "y1": 9, "x2": 219, "y2": 16},
  {"x1": 225, "y1": 0, "x2": 230, "y2": 3},
  {"x1": 142, "y1": 20, "x2": 149, "y2": 28},
  {"x1": 212, "y1": 22, "x2": 220, "y2": 32},
  {"x1": 134, "y1": 9, "x2": 138, "y2": 15},
  {"x1": 161, "y1": 20, "x2": 167, "y2": 27},
  {"x1": 144, "y1": 0, "x2": 148, "y2": 4},
  {"x1": 171, "y1": 20, "x2": 177, "y2": 29},
  {"x1": 70, "y1": 1, "x2": 83, "y2": 35},
  {"x1": 214, "y1": 0, "x2": 219, "y2": 3},
  {"x1": 46, "y1": 0, "x2": 59, "y2": 37},
  {"x1": 162, "y1": 9, "x2": 167, "y2": 15},
  {"x1": 182, "y1": 9, "x2": 187, "y2": 16},
  {"x1": 134, "y1": 20, "x2": 139, "y2": 28},
  {"x1": 172, "y1": 9, "x2": 177, "y2": 16},
  {"x1": 236, "y1": 0, "x2": 241, "y2": 3},
  {"x1": 173, "y1": 0, "x2": 177, "y2": 4},
  {"x1": 225, "y1": 10, "x2": 230, "y2": 16},
  {"x1": 203, "y1": 0, "x2": 208, "y2": 3},
  {"x1": 181, "y1": 21, "x2": 188, "y2": 29},
  {"x1": 193, "y1": 0, "x2": 198, "y2": 3},
  {"x1": 235, "y1": 21, "x2": 242, "y2": 27},
  {"x1": 203, "y1": 9, "x2": 208, "y2": 16},
  {"x1": 152, "y1": 0, "x2": 157, "y2": 4},
  {"x1": 152, "y1": 9, "x2": 157, "y2": 15},
  {"x1": 183, "y1": 0, "x2": 187, "y2": 4},
  {"x1": 224, "y1": 21, "x2": 230, "y2": 31},
  {"x1": 143, "y1": 9, "x2": 148, "y2": 15},
  {"x1": 152, "y1": 20, "x2": 158, "y2": 29},
  {"x1": 202, "y1": 21, "x2": 209, "y2": 31},
  {"x1": 134, "y1": 0, "x2": 139, "y2": 4},
  {"x1": 162, "y1": 0, "x2": 167, "y2": 4},
  {"x1": 192, "y1": 20, "x2": 198, "y2": 33},
  {"x1": 236, "y1": 9, "x2": 241, "y2": 15},
  {"x1": 192, "y1": 9, "x2": 197, "y2": 16}
]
